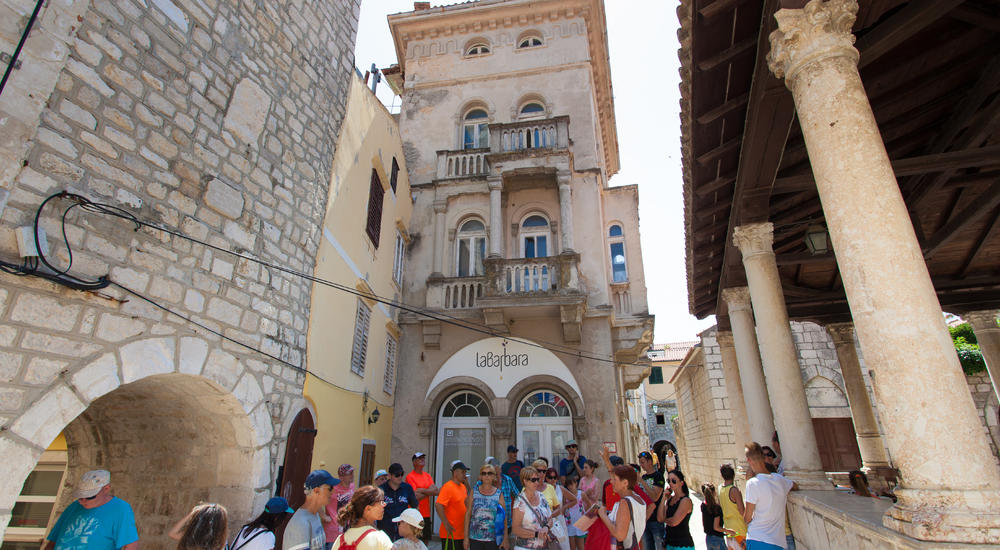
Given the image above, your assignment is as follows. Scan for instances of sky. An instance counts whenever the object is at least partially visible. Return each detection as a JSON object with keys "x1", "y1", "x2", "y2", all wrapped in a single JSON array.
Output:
[{"x1": 353, "y1": 1, "x2": 717, "y2": 343}]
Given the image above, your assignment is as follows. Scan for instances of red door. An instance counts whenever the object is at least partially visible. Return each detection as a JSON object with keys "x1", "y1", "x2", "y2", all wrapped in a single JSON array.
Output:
[
  {"x1": 812, "y1": 417, "x2": 862, "y2": 472},
  {"x1": 281, "y1": 409, "x2": 316, "y2": 508}
]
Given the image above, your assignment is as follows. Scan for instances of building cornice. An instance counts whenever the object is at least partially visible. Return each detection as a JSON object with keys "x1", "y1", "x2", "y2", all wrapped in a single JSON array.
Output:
[{"x1": 387, "y1": 0, "x2": 619, "y2": 176}]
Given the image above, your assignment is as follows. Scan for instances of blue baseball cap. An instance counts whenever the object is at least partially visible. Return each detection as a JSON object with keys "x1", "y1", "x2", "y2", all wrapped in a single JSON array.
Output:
[
  {"x1": 609, "y1": 455, "x2": 625, "y2": 466},
  {"x1": 304, "y1": 469, "x2": 340, "y2": 490},
  {"x1": 265, "y1": 496, "x2": 293, "y2": 514}
]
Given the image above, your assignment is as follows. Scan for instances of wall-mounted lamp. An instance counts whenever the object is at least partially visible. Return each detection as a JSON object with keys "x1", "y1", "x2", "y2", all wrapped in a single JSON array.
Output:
[
  {"x1": 804, "y1": 224, "x2": 830, "y2": 255},
  {"x1": 368, "y1": 408, "x2": 381, "y2": 425}
]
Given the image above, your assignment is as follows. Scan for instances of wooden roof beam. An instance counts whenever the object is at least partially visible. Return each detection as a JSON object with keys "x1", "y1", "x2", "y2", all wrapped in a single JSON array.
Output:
[
  {"x1": 856, "y1": 0, "x2": 966, "y2": 69},
  {"x1": 697, "y1": 92, "x2": 750, "y2": 125},
  {"x1": 698, "y1": 0, "x2": 752, "y2": 20},
  {"x1": 949, "y1": 5, "x2": 1000, "y2": 33},
  {"x1": 959, "y1": 206, "x2": 1000, "y2": 277},
  {"x1": 694, "y1": 172, "x2": 737, "y2": 197},
  {"x1": 697, "y1": 37, "x2": 757, "y2": 72},
  {"x1": 695, "y1": 136, "x2": 742, "y2": 166},
  {"x1": 922, "y1": 181, "x2": 1000, "y2": 258}
]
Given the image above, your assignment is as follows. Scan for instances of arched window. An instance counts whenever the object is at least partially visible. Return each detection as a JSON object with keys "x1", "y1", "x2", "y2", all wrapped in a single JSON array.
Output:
[
  {"x1": 609, "y1": 224, "x2": 627, "y2": 282},
  {"x1": 518, "y1": 35, "x2": 543, "y2": 48},
  {"x1": 456, "y1": 219, "x2": 487, "y2": 277},
  {"x1": 465, "y1": 42, "x2": 490, "y2": 56},
  {"x1": 520, "y1": 103, "x2": 545, "y2": 116},
  {"x1": 442, "y1": 391, "x2": 490, "y2": 417},
  {"x1": 518, "y1": 391, "x2": 571, "y2": 417},
  {"x1": 521, "y1": 215, "x2": 550, "y2": 258},
  {"x1": 463, "y1": 108, "x2": 489, "y2": 150}
]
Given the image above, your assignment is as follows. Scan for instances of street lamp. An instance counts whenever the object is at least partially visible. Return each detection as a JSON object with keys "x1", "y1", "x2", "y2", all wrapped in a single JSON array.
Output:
[
  {"x1": 368, "y1": 408, "x2": 381, "y2": 425},
  {"x1": 805, "y1": 224, "x2": 830, "y2": 255}
]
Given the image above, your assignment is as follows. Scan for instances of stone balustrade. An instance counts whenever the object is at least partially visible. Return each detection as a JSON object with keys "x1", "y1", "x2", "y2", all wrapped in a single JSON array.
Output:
[
  {"x1": 436, "y1": 148, "x2": 489, "y2": 179},
  {"x1": 490, "y1": 116, "x2": 570, "y2": 153},
  {"x1": 426, "y1": 254, "x2": 582, "y2": 310},
  {"x1": 425, "y1": 277, "x2": 487, "y2": 310}
]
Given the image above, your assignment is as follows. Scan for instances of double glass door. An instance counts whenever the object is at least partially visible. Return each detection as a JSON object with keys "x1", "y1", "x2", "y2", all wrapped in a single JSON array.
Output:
[{"x1": 518, "y1": 419, "x2": 572, "y2": 466}]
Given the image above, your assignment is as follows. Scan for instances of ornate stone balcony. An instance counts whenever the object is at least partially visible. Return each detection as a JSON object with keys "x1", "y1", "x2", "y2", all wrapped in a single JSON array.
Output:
[
  {"x1": 489, "y1": 116, "x2": 570, "y2": 153},
  {"x1": 433, "y1": 116, "x2": 571, "y2": 182},
  {"x1": 435, "y1": 148, "x2": 490, "y2": 180}
]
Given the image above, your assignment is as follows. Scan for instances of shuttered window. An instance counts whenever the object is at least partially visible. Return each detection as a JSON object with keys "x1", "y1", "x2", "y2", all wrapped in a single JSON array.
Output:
[
  {"x1": 383, "y1": 334, "x2": 397, "y2": 395},
  {"x1": 649, "y1": 366, "x2": 664, "y2": 384},
  {"x1": 366, "y1": 169, "x2": 384, "y2": 247},
  {"x1": 390, "y1": 157, "x2": 399, "y2": 193},
  {"x1": 392, "y1": 232, "x2": 405, "y2": 285},
  {"x1": 350, "y1": 299, "x2": 371, "y2": 376}
]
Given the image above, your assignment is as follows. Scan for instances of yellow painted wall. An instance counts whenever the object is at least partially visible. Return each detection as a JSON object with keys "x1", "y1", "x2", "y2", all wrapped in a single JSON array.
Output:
[{"x1": 305, "y1": 73, "x2": 412, "y2": 475}]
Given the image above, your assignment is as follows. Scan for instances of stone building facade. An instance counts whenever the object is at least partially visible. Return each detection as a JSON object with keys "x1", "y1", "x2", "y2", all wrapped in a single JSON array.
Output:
[
  {"x1": 383, "y1": 0, "x2": 653, "y2": 489},
  {"x1": 0, "y1": 0, "x2": 359, "y2": 547}
]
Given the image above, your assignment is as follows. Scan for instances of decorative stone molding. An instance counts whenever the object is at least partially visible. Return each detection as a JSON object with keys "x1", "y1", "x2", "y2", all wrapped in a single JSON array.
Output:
[
  {"x1": 418, "y1": 417, "x2": 435, "y2": 438},
  {"x1": 433, "y1": 199, "x2": 449, "y2": 213},
  {"x1": 732, "y1": 222, "x2": 775, "y2": 258},
  {"x1": 490, "y1": 416, "x2": 513, "y2": 438},
  {"x1": 572, "y1": 416, "x2": 588, "y2": 440},
  {"x1": 767, "y1": 0, "x2": 859, "y2": 85},
  {"x1": 825, "y1": 322, "x2": 855, "y2": 345},
  {"x1": 421, "y1": 320, "x2": 442, "y2": 349},
  {"x1": 557, "y1": 170, "x2": 572, "y2": 186},
  {"x1": 487, "y1": 175, "x2": 503, "y2": 191},
  {"x1": 721, "y1": 287, "x2": 752, "y2": 313},
  {"x1": 965, "y1": 311, "x2": 1000, "y2": 333}
]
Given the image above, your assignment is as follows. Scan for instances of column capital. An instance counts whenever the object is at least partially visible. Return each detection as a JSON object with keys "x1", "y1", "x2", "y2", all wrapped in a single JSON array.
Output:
[
  {"x1": 557, "y1": 170, "x2": 572, "y2": 186},
  {"x1": 825, "y1": 322, "x2": 855, "y2": 344},
  {"x1": 767, "y1": 0, "x2": 859, "y2": 85},
  {"x1": 716, "y1": 330, "x2": 735, "y2": 347},
  {"x1": 732, "y1": 222, "x2": 774, "y2": 258},
  {"x1": 721, "y1": 286, "x2": 752, "y2": 313},
  {"x1": 487, "y1": 175, "x2": 503, "y2": 191},
  {"x1": 964, "y1": 310, "x2": 1000, "y2": 332},
  {"x1": 433, "y1": 199, "x2": 448, "y2": 213}
]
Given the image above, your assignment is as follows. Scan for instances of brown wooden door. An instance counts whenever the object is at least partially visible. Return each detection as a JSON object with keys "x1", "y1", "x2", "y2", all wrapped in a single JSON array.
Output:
[
  {"x1": 812, "y1": 417, "x2": 862, "y2": 472},
  {"x1": 359, "y1": 443, "x2": 376, "y2": 485},
  {"x1": 280, "y1": 409, "x2": 316, "y2": 509}
]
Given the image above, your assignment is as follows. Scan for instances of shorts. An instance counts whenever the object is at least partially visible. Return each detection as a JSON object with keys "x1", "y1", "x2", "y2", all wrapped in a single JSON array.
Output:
[
  {"x1": 745, "y1": 541, "x2": 783, "y2": 550},
  {"x1": 421, "y1": 517, "x2": 433, "y2": 541},
  {"x1": 470, "y1": 540, "x2": 500, "y2": 550}
]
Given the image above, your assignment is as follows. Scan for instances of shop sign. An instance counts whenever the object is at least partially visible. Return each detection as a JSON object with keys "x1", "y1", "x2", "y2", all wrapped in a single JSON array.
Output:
[{"x1": 476, "y1": 340, "x2": 529, "y2": 376}]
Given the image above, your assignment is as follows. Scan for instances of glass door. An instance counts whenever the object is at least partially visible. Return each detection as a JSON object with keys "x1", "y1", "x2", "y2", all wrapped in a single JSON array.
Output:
[{"x1": 436, "y1": 392, "x2": 491, "y2": 533}]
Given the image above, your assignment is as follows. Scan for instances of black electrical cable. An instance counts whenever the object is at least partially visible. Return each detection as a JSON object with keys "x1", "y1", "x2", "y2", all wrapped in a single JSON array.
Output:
[
  {"x1": 0, "y1": 0, "x2": 45, "y2": 97},
  {"x1": 22, "y1": 192, "x2": 654, "y2": 369}
]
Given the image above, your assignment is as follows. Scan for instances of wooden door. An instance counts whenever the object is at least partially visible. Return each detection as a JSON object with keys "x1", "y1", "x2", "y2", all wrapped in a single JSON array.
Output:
[
  {"x1": 280, "y1": 410, "x2": 316, "y2": 509},
  {"x1": 359, "y1": 443, "x2": 376, "y2": 485},
  {"x1": 812, "y1": 417, "x2": 862, "y2": 472}
]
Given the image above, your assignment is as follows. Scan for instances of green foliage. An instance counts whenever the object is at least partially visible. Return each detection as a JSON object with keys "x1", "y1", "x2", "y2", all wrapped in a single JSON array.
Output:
[{"x1": 950, "y1": 323, "x2": 985, "y2": 375}]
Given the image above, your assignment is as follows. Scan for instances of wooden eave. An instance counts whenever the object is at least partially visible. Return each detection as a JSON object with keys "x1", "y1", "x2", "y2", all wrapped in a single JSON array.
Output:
[
  {"x1": 386, "y1": 0, "x2": 620, "y2": 176},
  {"x1": 681, "y1": 0, "x2": 1000, "y2": 325}
]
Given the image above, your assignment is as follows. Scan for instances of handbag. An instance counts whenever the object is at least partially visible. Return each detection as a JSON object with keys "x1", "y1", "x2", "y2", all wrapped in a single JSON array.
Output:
[
  {"x1": 495, "y1": 498, "x2": 506, "y2": 546},
  {"x1": 518, "y1": 493, "x2": 561, "y2": 550}
]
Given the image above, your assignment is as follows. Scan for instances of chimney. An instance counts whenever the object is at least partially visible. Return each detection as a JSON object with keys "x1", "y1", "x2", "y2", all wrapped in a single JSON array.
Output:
[{"x1": 413, "y1": 2, "x2": 430, "y2": 10}]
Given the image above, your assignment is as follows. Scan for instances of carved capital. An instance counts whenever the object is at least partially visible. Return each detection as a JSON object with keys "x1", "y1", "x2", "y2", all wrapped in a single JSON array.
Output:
[
  {"x1": 964, "y1": 311, "x2": 1000, "y2": 333},
  {"x1": 767, "y1": 0, "x2": 859, "y2": 84},
  {"x1": 489, "y1": 417, "x2": 513, "y2": 438},
  {"x1": 716, "y1": 330, "x2": 735, "y2": 347},
  {"x1": 732, "y1": 223, "x2": 774, "y2": 258},
  {"x1": 557, "y1": 170, "x2": 572, "y2": 187},
  {"x1": 721, "y1": 287, "x2": 752, "y2": 313},
  {"x1": 418, "y1": 417, "x2": 435, "y2": 438},
  {"x1": 488, "y1": 175, "x2": 503, "y2": 191},
  {"x1": 572, "y1": 416, "x2": 588, "y2": 441},
  {"x1": 825, "y1": 322, "x2": 856, "y2": 344},
  {"x1": 433, "y1": 199, "x2": 448, "y2": 214}
]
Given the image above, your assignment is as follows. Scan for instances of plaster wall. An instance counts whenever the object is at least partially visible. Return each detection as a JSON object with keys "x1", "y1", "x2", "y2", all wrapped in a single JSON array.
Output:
[{"x1": 305, "y1": 73, "x2": 413, "y2": 476}]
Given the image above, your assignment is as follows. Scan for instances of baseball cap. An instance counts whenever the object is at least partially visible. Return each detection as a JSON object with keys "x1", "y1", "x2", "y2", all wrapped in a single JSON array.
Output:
[
  {"x1": 265, "y1": 496, "x2": 294, "y2": 514},
  {"x1": 565, "y1": 439, "x2": 578, "y2": 447},
  {"x1": 375, "y1": 469, "x2": 389, "y2": 478},
  {"x1": 609, "y1": 455, "x2": 625, "y2": 466},
  {"x1": 393, "y1": 508, "x2": 425, "y2": 529},
  {"x1": 485, "y1": 456, "x2": 499, "y2": 466},
  {"x1": 338, "y1": 464, "x2": 354, "y2": 476},
  {"x1": 74, "y1": 470, "x2": 110, "y2": 499},
  {"x1": 638, "y1": 451, "x2": 653, "y2": 460},
  {"x1": 388, "y1": 463, "x2": 405, "y2": 476},
  {"x1": 304, "y1": 469, "x2": 340, "y2": 490},
  {"x1": 451, "y1": 460, "x2": 468, "y2": 471},
  {"x1": 412, "y1": 452, "x2": 426, "y2": 460},
  {"x1": 507, "y1": 445, "x2": 518, "y2": 453}
]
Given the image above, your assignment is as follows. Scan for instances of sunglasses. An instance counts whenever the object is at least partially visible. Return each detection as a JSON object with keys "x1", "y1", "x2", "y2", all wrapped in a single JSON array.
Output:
[
  {"x1": 529, "y1": 477, "x2": 541, "y2": 483},
  {"x1": 667, "y1": 479, "x2": 680, "y2": 484},
  {"x1": 763, "y1": 453, "x2": 776, "y2": 459},
  {"x1": 546, "y1": 475, "x2": 557, "y2": 480},
  {"x1": 566, "y1": 445, "x2": 578, "y2": 449},
  {"x1": 481, "y1": 472, "x2": 495, "y2": 476}
]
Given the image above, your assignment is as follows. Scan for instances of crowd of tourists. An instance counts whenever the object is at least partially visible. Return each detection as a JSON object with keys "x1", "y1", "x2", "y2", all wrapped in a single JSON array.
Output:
[{"x1": 45, "y1": 432, "x2": 892, "y2": 550}]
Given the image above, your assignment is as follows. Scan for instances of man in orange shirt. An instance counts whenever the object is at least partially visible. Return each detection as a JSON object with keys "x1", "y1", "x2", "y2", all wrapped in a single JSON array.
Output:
[
  {"x1": 435, "y1": 461, "x2": 470, "y2": 550},
  {"x1": 405, "y1": 452, "x2": 438, "y2": 542}
]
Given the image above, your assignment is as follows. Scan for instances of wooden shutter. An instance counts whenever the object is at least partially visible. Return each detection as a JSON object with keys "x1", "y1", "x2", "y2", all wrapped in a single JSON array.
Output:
[
  {"x1": 383, "y1": 334, "x2": 397, "y2": 395},
  {"x1": 390, "y1": 157, "x2": 399, "y2": 193},
  {"x1": 350, "y1": 299, "x2": 371, "y2": 375},
  {"x1": 366, "y1": 169, "x2": 384, "y2": 247},
  {"x1": 359, "y1": 443, "x2": 377, "y2": 485}
]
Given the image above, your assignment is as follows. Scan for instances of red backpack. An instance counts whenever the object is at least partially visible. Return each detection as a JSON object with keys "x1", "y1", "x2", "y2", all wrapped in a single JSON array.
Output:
[{"x1": 335, "y1": 528, "x2": 376, "y2": 550}]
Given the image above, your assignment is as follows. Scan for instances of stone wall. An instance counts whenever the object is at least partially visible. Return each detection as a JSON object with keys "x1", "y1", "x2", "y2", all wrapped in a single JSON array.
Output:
[
  {"x1": 646, "y1": 399, "x2": 677, "y2": 446},
  {"x1": 0, "y1": 0, "x2": 359, "y2": 542},
  {"x1": 966, "y1": 371, "x2": 1000, "y2": 464}
]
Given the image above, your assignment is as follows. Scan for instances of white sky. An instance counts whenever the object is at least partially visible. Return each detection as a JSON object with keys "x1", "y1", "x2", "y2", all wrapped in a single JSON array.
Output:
[{"x1": 353, "y1": 1, "x2": 716, "y2": 343}]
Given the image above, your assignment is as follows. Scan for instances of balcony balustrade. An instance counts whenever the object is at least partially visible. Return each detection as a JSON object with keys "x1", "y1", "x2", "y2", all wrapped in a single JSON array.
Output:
[
  {"x1": 427, "y1": 253, "x2": 581, "y2": 310},
  {"x1": 434, "y1": 116, "x2": 570, "y2": 180},
  {"x1": 436, "y1": 148, "x2": 489, "y2": 179}
]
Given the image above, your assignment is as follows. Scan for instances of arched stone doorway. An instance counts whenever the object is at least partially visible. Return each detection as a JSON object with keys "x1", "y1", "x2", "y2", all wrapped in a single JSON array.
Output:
[{"x1": 515, "y1": 390, "x2": 574, "y2": 465}]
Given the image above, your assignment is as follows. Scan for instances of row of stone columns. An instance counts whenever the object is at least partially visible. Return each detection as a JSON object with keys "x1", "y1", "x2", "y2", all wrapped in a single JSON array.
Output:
[{"x1": 708, "y1": 0, "x2": 1000, "y2": 542}]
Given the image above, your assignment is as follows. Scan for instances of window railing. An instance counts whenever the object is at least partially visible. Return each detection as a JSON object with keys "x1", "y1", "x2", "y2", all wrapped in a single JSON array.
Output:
[
  {"x1": 427, "y1": 254, "x2": 581, "y2": 309},
  {"x1": 490, "y1": 116, "x2": 569, "y2": 153},
  {"x1": 437, "y1": 148, "x2": 489, "y2": 179},
  {"x1": 427, "y1": 277, "x2": 487, "y2": 310}
]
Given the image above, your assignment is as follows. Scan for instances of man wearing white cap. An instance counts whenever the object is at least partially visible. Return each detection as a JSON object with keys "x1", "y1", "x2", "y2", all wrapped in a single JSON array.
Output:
[{"x1": 44, "y1": 469, "x2": 139, "y2": 550}]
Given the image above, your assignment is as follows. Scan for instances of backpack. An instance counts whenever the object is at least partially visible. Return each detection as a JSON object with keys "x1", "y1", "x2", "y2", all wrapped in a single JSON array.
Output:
[
  {"x1": 226, "y1": 526, "x2": 270, "y2": 550},
  {"x1": 335, "y1": 528, "x2": 376, "y2": 550}
]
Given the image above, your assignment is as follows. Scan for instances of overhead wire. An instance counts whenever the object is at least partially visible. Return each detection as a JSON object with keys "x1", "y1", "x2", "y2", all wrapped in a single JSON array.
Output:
[{"x1": 10, "y1": 192, "x2": 656, "y2": 372}]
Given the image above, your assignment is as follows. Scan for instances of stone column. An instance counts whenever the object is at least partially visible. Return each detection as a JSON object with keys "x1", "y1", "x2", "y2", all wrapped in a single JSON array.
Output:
[
  {"x1": 768, "y1": 0, "x2": 1000, "y2": 540},
  {"x1": 721, "y1": 288, "x2": 775, "y2": 445},
  {"x1": 733, "y1": 223, "x2": 827, "y2": 487},
  {"x1": 557, "y1": 170, "x2": 575, "y2": 253},
  {"x1": 965, "y1": 310, "x2": 1000, "y2": 402},
  {"x1": 717, "y1": 331, "x2": 752, "y2": 451},
  {"x1": 825, "y1": 323, "x2": 892, "y2": 474},
  {"x1": 488, "y1": 176, "x2": 503, "y2": 258},
  {"x1": 431, "y1": 199, "x2": 447, "y2": 277}
]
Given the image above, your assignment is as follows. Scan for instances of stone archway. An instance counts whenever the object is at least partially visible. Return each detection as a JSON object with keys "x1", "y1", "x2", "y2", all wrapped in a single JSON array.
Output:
[{"x1": 0, "y1": 336, "x2": 278, "y2": 549}]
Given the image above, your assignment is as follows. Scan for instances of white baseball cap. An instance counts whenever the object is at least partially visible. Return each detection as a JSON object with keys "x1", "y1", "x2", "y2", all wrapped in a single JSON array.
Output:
[
  {"x1": 393, "y1": 508, "x2": 425, "y2": 529},
  {"x1": 74, "y1": 470, "x2": 110, "y2": 499}
]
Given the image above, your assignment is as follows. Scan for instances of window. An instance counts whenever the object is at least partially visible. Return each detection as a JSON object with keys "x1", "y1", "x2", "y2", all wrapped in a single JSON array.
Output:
[
  {"x1": 350, "y1": 299, "x2": 372, "y2": 376},
  {"x1": 655, "y1": 414, "x2": 665, "y2": 425},
  {"x1": 392, "y1": 232, "x2": 405, "y2": 286},
  {"x1": 383, "y1": 334, "x2": 397, "y2": 395},
  {"x1": 4, "y1": 453, "x2": 66, "y2": 547},
  {"x1": 518, "y1": 391, "x2": 570, "y2": 417},
  {"x1": 463, "y1": 108, "x2": 489, "y2": 150},
  {"x1": 649, "y1": 366, "x2": 664, "y2": 384},
  {"x1": 442, "y1": 391, "x2": 490, "y2": 417},
  {"x1": 466, "y1": 43, "x2": 490, "y2": 56},
  {"x1": 365, "y1": 169, "x2": 384, "y2": 247},
  {"x1": 389, "y1": 157, "x2": 399, "y2": 193},
  {"x1": 456, "y1": 219, "x2": 487, "y2": 277},
  {"x1": 518, "y1": 35, "x2": 543, "y2": 48},
  {"x1": 521, "y1": 215, "x2": 549, "y2": 258},
  {"x1": 520, "y1": 102, "x2": 545, "y2": 117},
  {"x1": 609, "y1": 224, "x2": 627, "y2": 282}
]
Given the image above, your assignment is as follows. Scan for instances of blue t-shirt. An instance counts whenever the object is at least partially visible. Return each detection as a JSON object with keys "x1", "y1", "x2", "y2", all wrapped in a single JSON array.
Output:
[
  {"x1": 377, "y1": 481, "x2": 418, "y2": 541},
  {"x1": 47, "y1": 497, "x2": 139, "y2": 550},
  {"x1": 559, "y1": 456, "x2": 586, "y2": 478}
]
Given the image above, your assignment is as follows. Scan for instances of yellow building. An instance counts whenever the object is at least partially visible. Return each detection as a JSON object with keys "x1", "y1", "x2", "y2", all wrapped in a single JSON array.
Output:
[{"x1": 299, "y1": 72, "x2": 412, "y2": 488}]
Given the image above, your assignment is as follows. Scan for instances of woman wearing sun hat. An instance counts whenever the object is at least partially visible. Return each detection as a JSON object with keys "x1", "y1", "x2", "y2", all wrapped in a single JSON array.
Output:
[{"x1": 390, "y1": 509, "x2": 428, "y2": 550}]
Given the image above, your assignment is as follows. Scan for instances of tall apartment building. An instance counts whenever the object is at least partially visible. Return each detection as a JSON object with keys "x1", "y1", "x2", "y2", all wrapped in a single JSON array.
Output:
[{"x1": 384, "y1": 0, "x2": 653, "y2": 485}]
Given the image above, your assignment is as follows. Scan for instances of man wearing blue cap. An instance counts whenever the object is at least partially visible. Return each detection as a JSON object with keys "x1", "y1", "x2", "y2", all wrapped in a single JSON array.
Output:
[{"x1": 285, "y1": 470, "x2": 339, "y2": 550}]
